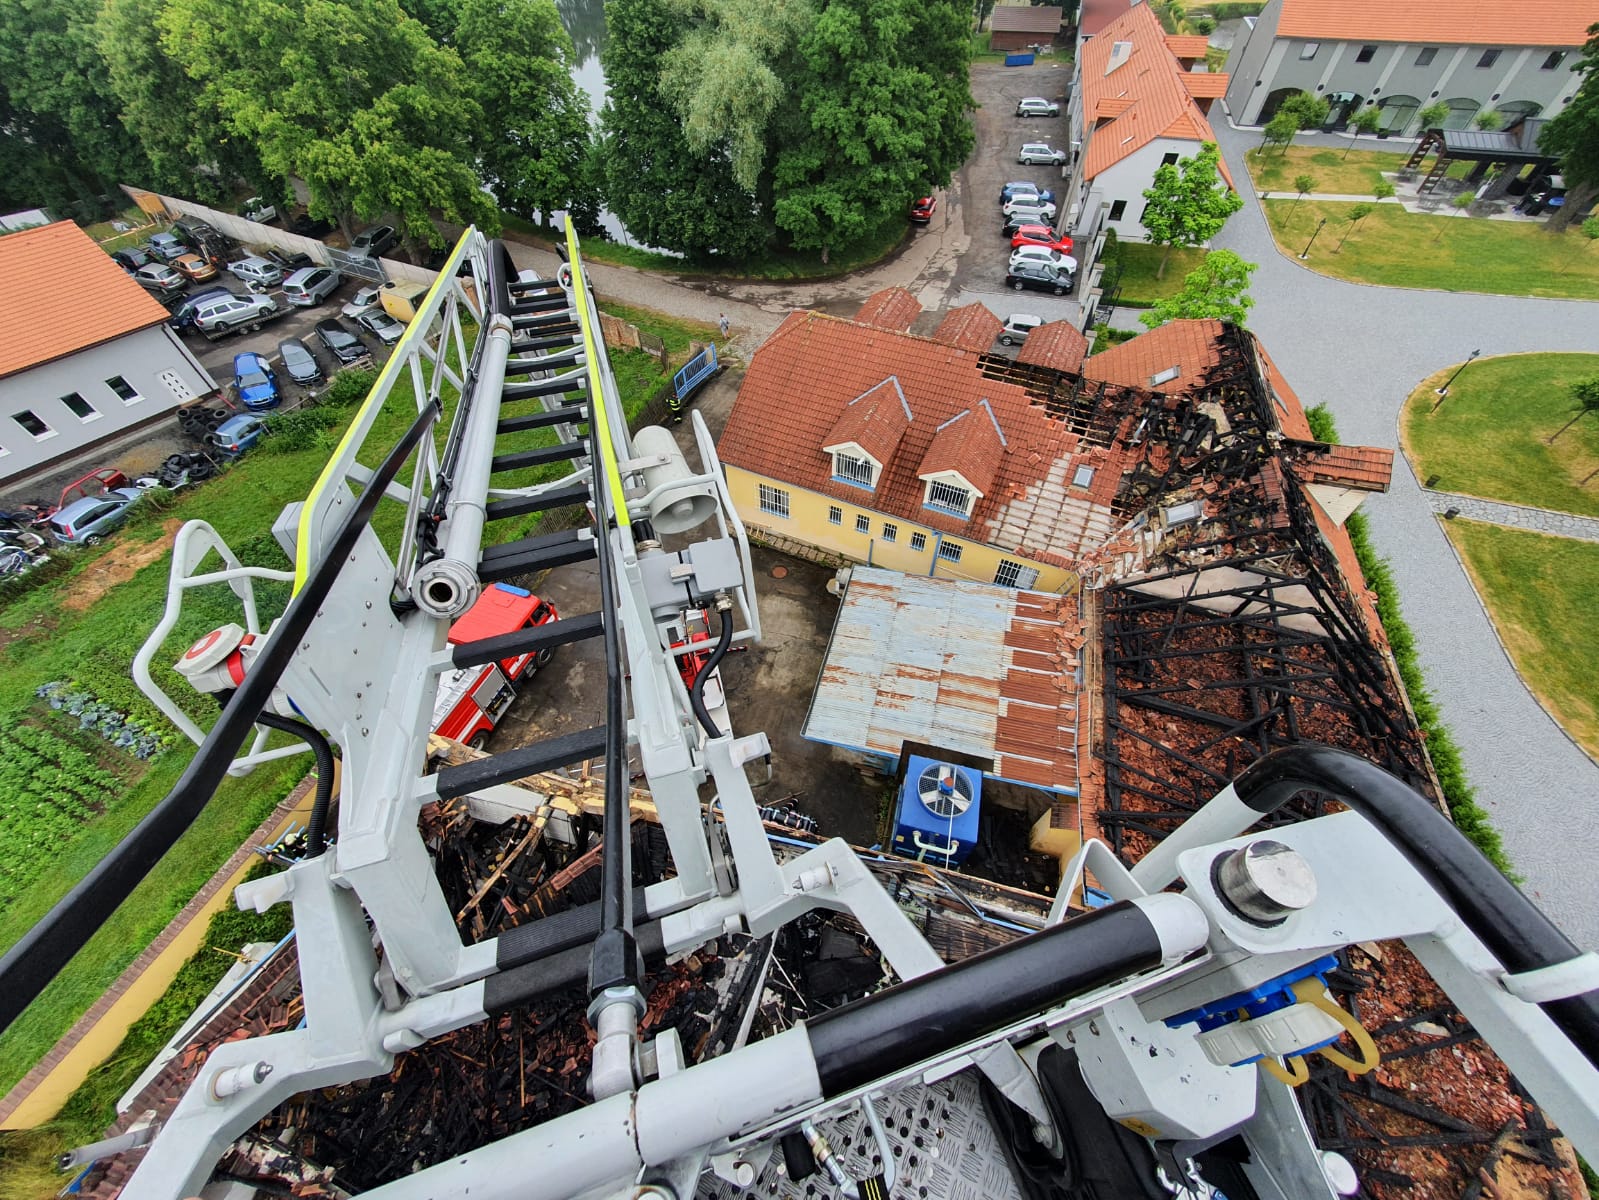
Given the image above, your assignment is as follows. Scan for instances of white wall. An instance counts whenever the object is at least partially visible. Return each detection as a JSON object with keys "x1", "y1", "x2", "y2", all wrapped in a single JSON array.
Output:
[
  {"x1": 1094, "y1": 138, "x2": 1212, "y2": 241},
  {"x1": 0, "y1": 326, "x2": 214, "y2": 483}
]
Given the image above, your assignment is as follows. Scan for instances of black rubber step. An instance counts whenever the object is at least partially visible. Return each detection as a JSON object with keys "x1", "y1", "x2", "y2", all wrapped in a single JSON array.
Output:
[
  {"x1": 478, "y1": 528, "x2": 598, "y2": 579},
  {"x1": 510, "y1": 295, "x2": 570, "y2": 316},
  {"x1": 514, "y1": 332, "x2": 582, "y2": 354},
  {"x1": 451, "y1": 610, "x2": 605, "y2": 669},
  {"x1": 496, "y1": 404, "x2": 586, "y2": 435},
  {"x1": 503, "y1": 375, "x2": 585, "y2": 402},
  {"x1": 494, "y1": 889, "x2": 649, "y2": 970},
  {"x1": 491, "y1": 442, "x2": 585, "y2": 472},
  {"x1": 510, "y1": 313, "x2": 579, "y2": 337},
  {"x1": 505, "y1": 348, "x2": 583, "y2": 375},
  {"x1": 484, "y1": 481, "x2": 591, "y2": 522},
  {"x1": 434, "y1": 725, "x2": 608, "y2": 800},
  {"x1": 509, "y1": 277, "x2": 563, "y2": 295}
]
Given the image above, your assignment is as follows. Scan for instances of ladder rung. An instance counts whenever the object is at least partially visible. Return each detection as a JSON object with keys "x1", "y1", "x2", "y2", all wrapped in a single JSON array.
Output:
[
  {"x1": 514, "y1": 332, "x2": 582, "y2": 354},
  {"x1": 509, "y1": 277, "x2": 563, "y2": 295},
  {"x1": 496, "y1": 405, "x2": 586, "y2": 435},
  {"x1": 495, "y1": 889, "x2": 648, "y2": 970},
  {"x1": 484, "y1": 482, "x2": 591, "y2": 522},
  {"x1": 511, "y1": 295, "x2": 571, "y2": 316},
  {"x1": 506, "y1": 348, "x2": 583, "y2": 375},
  {"x1": 491, "y1": 442, "x2": 585, "y2": 472},
  {"x1": 504, "y1": 376, "x2": 585, "y2": 402},
  {"x1": 511, "y1": 313, "x2": 580, "y2": 336},
  {"x1": 479, "y1": 528, "x2": 598, "y2": 579},
  {"x1": 434, "y1": 726, "x2": 608, "y2": 800},
  {"x1": 451, "y1": 610, "x2": 605, "y2": 669}
]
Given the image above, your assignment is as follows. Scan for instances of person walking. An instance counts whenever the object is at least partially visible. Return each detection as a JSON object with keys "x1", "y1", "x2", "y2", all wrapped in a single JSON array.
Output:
[{"x1": 718, "y1": 312, "x2": 730, "y2": 338}]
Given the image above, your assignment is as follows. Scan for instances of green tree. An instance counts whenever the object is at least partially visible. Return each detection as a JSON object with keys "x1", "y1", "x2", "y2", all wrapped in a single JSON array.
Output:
[
  {"x1": 973, "y1": 0, "x2": 997, "y2": 31},
  {"x1": 160, "y1": 0, "x2": 497, "y2": 254},
  {"x1": 1138, "y1": 249, "x2": 1257, "y2": 329},
  {"x1": 1138, "y1": 141, "x2": 1242, "y2": 278},
  {"x1": 658, "y1": 0, "x2": 812, "y2": 193},
  {"x1": 454, "y1": 0, "x2": 595, "y2": 230},
  {"x1": 1333, "y1": 202, "x2": 1374, "y2": 252},
  {"x1": 1344, "y1": 106, "x2": 1383, "y2": 159},
  {"x1": 598, "y1": 0, "x2": 771, "y2": 260},
  {"x1": 1258, "y1": 109, "x2": 1298, "y2": 157},
  {"x1": 1289, "y1": 173, "x2": 1316, "y2": 220},
  {"x1": 1373, "y1": 179, "x2": 1396, "y2": 203},
  {"x1": 1280, "y1": 91, "x2": 1330, "y2": 132},
  {"x1": 1418, "y1": 101, "x2": 1450, "y2": 131},
  {"x1": 1547, "y1": 376, "x2": 1599, "y2": 443},
  {"x1": 1539, "y1": 21, "x2": 1599, "y2": 231},
  {"x1": 0, "y1": 0, "x2": 154, "y2": 214},
  {"x1": 1436, "y1": 190, "x2": 1473, "y2": 242},
  {"x1": 1475, "y1": 109, "x2": 1503, "y2": 131},
  {"x1": 771, "y1": 0, "x2": 974, "y2": 263}
]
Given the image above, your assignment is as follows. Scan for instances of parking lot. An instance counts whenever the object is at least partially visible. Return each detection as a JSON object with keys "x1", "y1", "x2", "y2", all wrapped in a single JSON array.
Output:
[{"x1": 945, "y1": 59, "x2": 1084, "y2": 334}]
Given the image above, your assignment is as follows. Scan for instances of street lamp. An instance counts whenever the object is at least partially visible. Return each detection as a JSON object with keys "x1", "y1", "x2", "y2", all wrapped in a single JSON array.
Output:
[
  {"x1": 1433, "y1": 349, "x2": 1482, "y2": 407},
  {"x1": 1298, "y1": 218, "x2": 1328, "y2": 259}
]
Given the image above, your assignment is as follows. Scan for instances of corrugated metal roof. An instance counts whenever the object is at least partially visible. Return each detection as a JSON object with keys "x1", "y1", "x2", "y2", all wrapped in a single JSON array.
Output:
[{"x1": 804, "y1": 568, "x2": 1081, "y2": 793}]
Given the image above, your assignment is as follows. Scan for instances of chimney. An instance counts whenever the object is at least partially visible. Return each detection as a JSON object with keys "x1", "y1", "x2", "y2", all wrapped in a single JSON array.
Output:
[{"x1": 1106, "y1": 41, "x2": 1133, "y2": 74}]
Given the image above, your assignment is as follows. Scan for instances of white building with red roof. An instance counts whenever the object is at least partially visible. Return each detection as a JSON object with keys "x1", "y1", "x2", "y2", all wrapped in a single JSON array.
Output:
[
  {"x1": 1223, "y1": 0, "x2": 1591, "y2": 131},
  {"x1": 0, "y1": 222, "x2": 216, "y2": 486},
  {"x1": 1062, "y1": 3, "x2": 1232, "y2": 243}
]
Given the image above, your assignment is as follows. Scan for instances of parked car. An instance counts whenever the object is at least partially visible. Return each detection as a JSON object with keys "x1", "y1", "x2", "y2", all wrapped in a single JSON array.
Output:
[
  {"x1": 1016, "y1": 97, "x2": 1060, "y2": 117},
  {"x1": 909, "y1": 196, "x2": 938, "y2": 224},
  {"x1": 146, "y1": 231, "x2": 190, "y2": 261},
  {"x1": 282, "y1": 266, "x2": 342, "y2": 307},
  {"x1": 169, "y1": 287, "x2": 239, "y2": 332},
  {"x1": 265, "y1": 249, "x2": 316, "y2": 274},
  {"x1": 315, "y1": 317, "x2": 369, "y2": 364},
  {"x1": 1002, "y1": 195, "x2": 1058, "y2": 220},
  {"x1": 209, "y1": 413, "x2": 267, "y2": 460},
  {"x1": 349, "y1": 225, "x2": 399, "y2": 257},
  {"x1": 1002, "y1": 210, "x2": 1055, "y2": 238},
  {"x1": 133, "y1": 262, "x2": 186, "y2": 294},
  {"x1": 1000, "y1": 180, "x2": 1044, "y2": 203},
  {"x1": 240, "y1": 196, "x2": 279, "y2": 223},
  {"x1": 192, "y1": 292, "x2": 279, "y2": 335},
  {"x1": 342, "y1": 286, "x2": 382, "y2": 319},
  {"x1": 999, "y1": 314, "x2": 1043, "y2": 347},
  {"x1": 277, "y1": 338, "x2": 325, "y2": 386},
  {"x1": 1009, "y1": 245, "x2": 1074, "y2": 272},
  {"x1": 1017, "y1": 142, "x2": 1067, "y2": 166},
  {"x1": 48, "y1": 488, "x2": 143, "y2": 546},
  {"x1": 231, "y1": 351, "x2": 281, "y2": 411},
  {"x1": 227, "y1": 256, "x2": 284, "y2": 289},
  {"x1": 109, "y1": 247, "x2": 151, "y2": 272},
  {"x1": 1006, "y1": 260, "x2": 1074, "y2": 295},
  {"x1": 172, "y1": 252, "x2": 218, "y2": 282},
  {"x1": 1010, "y1": 225, "x2": 1075, "y2": 254},
  {"x1": 355, "y1": 309, "x2": 405, "y2": 345}
]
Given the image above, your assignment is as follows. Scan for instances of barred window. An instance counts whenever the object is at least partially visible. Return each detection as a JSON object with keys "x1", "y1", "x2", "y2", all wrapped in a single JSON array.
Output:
[
  {"x1": 882, "y1": 524, "x2": 898, "y2": 543},
  {"x1": 833, "y1": 452, "x2": 876, "y2": 488},
  {"x1": 995, "y1": 559, "x2": 1040, "y2": 588},
  {"x1": 925, "y1": 479, "x2": 972, "y2": 515},
  {"x1": 828, "y1": 505, "x2": 842, "y2": 525},
  {"x1": 910, "y1": 532, "x2": 927, "y2": 552},
  {"x1": 758, "y1": 484, "x2": 790, "y2": 518},
  {"x1": 855, "y1": 514, "x2": 870, "y2": 534},
  {"x1": 937, "y1": 540, "x2": 963, "y2": 563}
]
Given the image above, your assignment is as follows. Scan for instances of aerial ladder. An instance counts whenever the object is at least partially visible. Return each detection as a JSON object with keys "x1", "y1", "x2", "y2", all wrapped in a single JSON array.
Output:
[{"x1": 1, "y1": 224, "x2": 1598, "y2": 1200}]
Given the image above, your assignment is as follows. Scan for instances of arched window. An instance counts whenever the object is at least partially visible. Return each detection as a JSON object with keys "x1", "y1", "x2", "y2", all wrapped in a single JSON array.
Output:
[
  {"x1": 1377, "y1": 94, "x2": 1420, "y2": 133},
  {"x1": 1325, "y1": 92, "x2": 1365, "y2": 128},
  {"x1": 1258, "y1": 87, "x2": 1300, "y2": 125},
  {"x1": 1495, "y1": 100, "x2": 1542, "y2": 127},
  {"x1": 1441, "y1": 97, "x2": 1481, "y2": 130}
]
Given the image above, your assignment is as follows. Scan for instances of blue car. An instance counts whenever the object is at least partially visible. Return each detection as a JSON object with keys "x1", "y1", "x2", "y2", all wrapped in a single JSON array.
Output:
[
  {"x1": 999, "y1": 181, "x2": 1055, "y2": 207},
  {"x1": 209, "y1": 414, "x2": 267, "y2": 459},
  {"x1": 231, "y1": 351, "x2": 280, "y2": 411}
]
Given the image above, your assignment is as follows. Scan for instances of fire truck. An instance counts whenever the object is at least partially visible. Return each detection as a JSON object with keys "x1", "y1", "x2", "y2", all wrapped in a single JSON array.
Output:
[{"x1": 431, "y1": 583, "x2": 559, "y2": 749}]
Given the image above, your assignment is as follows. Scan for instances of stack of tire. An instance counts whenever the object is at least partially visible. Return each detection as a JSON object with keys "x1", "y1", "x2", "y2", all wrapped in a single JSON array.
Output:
[
  {"x1": 175, "y1": 403, "x2": 233, "y2": 443},
  {"x1": 154, "y1": 452, "x2": 216, "y2": 487}
]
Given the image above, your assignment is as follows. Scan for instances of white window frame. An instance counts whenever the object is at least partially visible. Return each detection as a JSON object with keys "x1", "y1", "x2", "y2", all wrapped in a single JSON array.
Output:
[
  {"x1": 60, "y1": 392, "x2": 101, "y2": 423},
  {"x1": 832, "y1": 451, "x2": 877, "y2": 489},
  {"x1": 106, "y1": 375, "x2": 143, "y2": 405},
  {"x1": 828, "y1": 505, "x2": 843, "y2": 526},
  {"x1": 1072, "y1": 465, "x2": 1096, "y2": 488},
  {"x1": 882, "y1": 523, "x2": 898, "y2": 543},
  {"x1": 1299, "y1": 42, "x2": 1319, "y2": 59},
  {"x1": 758, "y1": 483, "x2": 790, "y2": 518},
  {"x1": 12, "y1": 410, "x2": 55, "y2": 441},
  {"x1": 923, "y1": 477, "x2": 973, "y2": 517}
]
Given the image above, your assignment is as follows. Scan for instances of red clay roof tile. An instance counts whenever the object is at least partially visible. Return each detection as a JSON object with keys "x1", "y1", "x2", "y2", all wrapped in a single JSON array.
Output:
[
  {"x1": 1277, "y1": 0, "x2": 1594, "y2": 49},
  {"x1": 0, "y1": 222, "x2": 170, "y2": 379},
  {"x1": 1017, "y1": 321, "x2": 1090, "y2": 372},
  {"x1": 1083, "y1": 319, "x2": 1224, "y2": 391},
  {"x1": 824, "y1": 377, "x2": 914, "y2": 468},
  {"x1": 854, "y1": 286, "x2": 921, "y2": 332},
  {"x1": 1297, "y1": 444, "x2": 1395, "y2": 491},
  {"x1": 933, "y1": 303, "x2": 1004, "y2": 351},
  {"x1": 920, "y1": 404, "x2": 1007, "y2": 498}
]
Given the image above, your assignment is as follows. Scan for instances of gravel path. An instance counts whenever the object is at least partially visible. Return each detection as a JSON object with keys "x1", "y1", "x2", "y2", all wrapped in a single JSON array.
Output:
[
  {"x1": 1424, "y1": 492, "x2": 1599, "y2": 542},
  {"x1": 1207, "y1": 116, "x2": 1599, "y2": 947}
]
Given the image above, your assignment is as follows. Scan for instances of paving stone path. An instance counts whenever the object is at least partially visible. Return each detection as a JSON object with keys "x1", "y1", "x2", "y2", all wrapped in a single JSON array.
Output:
[{"x1": 1423, "y1": 492, "x2": 1599, "y2": 542}]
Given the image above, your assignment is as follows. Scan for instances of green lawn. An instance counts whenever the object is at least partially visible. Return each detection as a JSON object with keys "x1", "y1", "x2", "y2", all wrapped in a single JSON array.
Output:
[
  {"x1": 1445, "y1": 520, "x2": 1599, "y2": 758},
  {"x1": 1400, "y1": 352, "x2": 1599, "y2": 516},
  {"x1": 1242, "y1": 144, "x2": 1468, "y2": 196},
  {"x1": 1112, "y1": 242, "x2": 1209, "y2": 305},
  {"x1": 0, "y1": 314, "x2": 670, "y2": 1096},
  {"x1": 1263, "y1": 199, "x2": 1599, "y2": 299}
]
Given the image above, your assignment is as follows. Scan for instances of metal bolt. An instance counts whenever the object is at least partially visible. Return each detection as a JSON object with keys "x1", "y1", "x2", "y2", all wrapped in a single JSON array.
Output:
[{"x1": 1215, "y1": 840, "x2": 1317, "y2": 926}]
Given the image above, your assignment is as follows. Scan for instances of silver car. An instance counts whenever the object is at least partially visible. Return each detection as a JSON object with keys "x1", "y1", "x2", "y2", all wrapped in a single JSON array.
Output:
[
  {"x1": 282, "y1": 266, "x2": 342, "y2": 306},
  {"x1": 356, "y1": 309, "x2": 405, "y2": 345},
  {"x1": 227, "y1": 256, "x2": 284, "y2": 289},
  {"x1": 1018, "y1": 142, "x2": 1068, "y2": 166},
  {"x1": 1016, "y1": 97, "x2": 1060, "y2": 117},
  {"x1": 133, "y1": 262, "x2": 185, "y2": 293}
]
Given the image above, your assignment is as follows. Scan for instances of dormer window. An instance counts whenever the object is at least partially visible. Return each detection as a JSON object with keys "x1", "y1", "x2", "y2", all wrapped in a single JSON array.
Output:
[
  {"x1": 925, "y1": 478, "x2": 973, "y2": 517},
  {"x1": 832, "y1": 450, "x2": 878, "y2": 488}
]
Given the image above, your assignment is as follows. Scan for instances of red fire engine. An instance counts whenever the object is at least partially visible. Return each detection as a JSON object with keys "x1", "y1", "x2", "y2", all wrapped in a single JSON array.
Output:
[{"x1": 432, "y1": 583, "x2": 559, "y2": 748}]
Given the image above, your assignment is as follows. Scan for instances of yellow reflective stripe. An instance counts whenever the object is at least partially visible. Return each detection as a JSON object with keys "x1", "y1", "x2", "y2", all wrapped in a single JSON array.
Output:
[
  {"x1": 563, "y1": 217, "x2": 632, "y2": 531},
  {"x1": 292, "y1": 229, "x2": 475, "y2": 592}
]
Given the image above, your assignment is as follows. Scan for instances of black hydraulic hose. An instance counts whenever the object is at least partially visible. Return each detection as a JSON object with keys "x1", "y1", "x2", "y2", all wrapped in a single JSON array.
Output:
[
  {"x1": 1232, "y1": 744, "x2": 1599, "y2": 1067},
  {"x1": 690, "y1": 604, "x2": 735, "y2": 738},
  {"x1": 806, "y1": 901, "x2": 1169, "y2": 1096},
  {"x1": 254, "y1": 712, "x2": 335, "y2": 858},
  {"x1": 0, "y1": 401, "x2": 441, "y2": 1034}
]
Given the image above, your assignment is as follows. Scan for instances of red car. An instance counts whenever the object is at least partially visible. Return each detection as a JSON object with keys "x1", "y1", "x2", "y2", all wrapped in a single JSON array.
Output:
[
  {"x1": 909, "y1": 196, "x2": 938, "y2": 224},
  {"x1": 1010, "y1": 224, "x2": 1074, "y2": 254}
]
